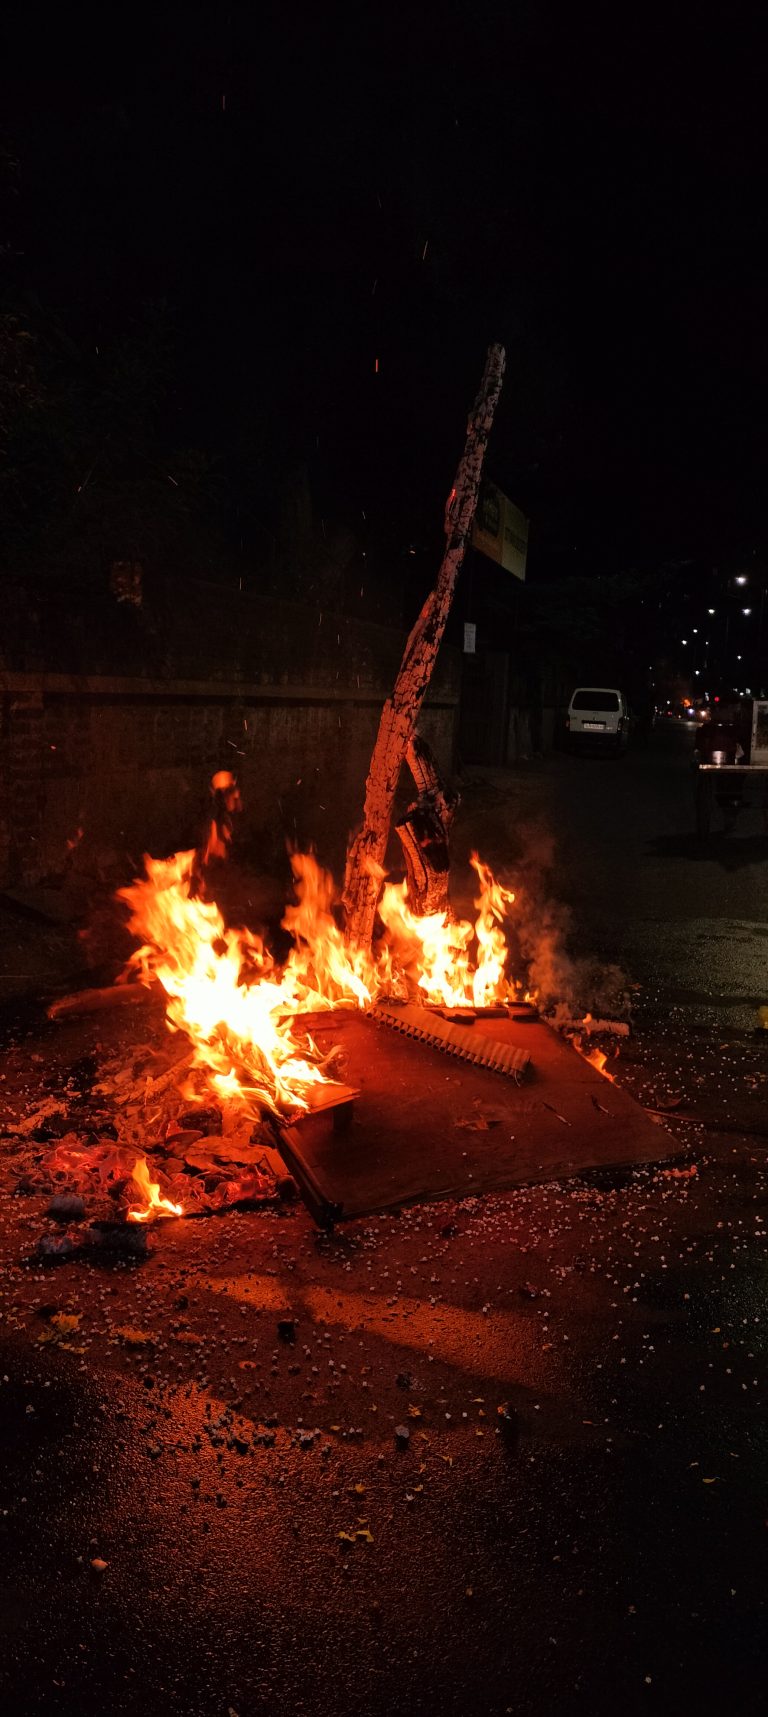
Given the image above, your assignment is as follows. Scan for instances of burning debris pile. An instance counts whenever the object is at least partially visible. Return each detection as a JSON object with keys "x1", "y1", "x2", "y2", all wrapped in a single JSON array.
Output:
[
  {"x1": 10, "y1": 839, "x2": 524, "y2": 1245},
  {"x1": 8, "y1": 1033, "x2": 284, "y2": 1260}
]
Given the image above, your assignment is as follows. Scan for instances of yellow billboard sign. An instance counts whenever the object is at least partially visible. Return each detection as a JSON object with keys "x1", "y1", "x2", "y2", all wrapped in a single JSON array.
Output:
[{"x1": 471, "y1": 479, "x2": 528, "y2": 581}]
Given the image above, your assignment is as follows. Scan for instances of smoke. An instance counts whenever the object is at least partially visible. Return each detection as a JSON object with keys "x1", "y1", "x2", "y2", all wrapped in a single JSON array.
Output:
[{"x1": 508, "y1": 822, "x2": 630, "y2": 1022}]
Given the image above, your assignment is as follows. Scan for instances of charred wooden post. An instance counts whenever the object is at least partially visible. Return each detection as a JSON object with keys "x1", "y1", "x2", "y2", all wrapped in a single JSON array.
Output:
[
  {"x1": 343, "y1": 342, "x2": 505, "y2": 951},
  {"x1": 395, "y1": 735, "x2": 459, "y2": 917}
]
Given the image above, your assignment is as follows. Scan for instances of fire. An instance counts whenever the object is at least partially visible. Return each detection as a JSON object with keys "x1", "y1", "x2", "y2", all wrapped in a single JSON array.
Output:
[
  {"x1": 117, "y1": 844, "x2": 518, "y2": 1145},
  {"x1": 119, "y1": 849, "x2": 377, "y2": 1119},
  {"x1": 377, "y1": 852, "x2": 516, "y2": 1009},
  {"x1": 470, "y1": 856, "x2": 517, "y2": 1007},
  {"x1": 41, "y1": 1139, "x2": 185, "y2": 1222},
  {"x1": 127, "y1": 1156, "x2": 184, "y2": 1222},
  {"x1": 583, "y1": 1046, "x2": 615, "y2": 1082}
]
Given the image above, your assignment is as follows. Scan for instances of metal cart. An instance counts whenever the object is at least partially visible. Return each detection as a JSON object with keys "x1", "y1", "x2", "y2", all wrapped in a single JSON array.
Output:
[{"x1": 693, "y1": 698, "x2": 768, "y2": 838}]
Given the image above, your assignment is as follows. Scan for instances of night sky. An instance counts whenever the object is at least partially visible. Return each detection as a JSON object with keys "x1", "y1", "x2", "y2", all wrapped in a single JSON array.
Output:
[{"x1": 3, "y1": 3, "x2": 768, "y2": 580}]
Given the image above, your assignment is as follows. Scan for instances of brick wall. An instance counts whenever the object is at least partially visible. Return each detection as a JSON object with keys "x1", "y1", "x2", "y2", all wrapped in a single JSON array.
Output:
[
  {"x1": 0, "y1": 693, "x2": 46, "y2": 885},
  {"x1": 0, "y1": 620, "x2": 460, "y2": 889}
]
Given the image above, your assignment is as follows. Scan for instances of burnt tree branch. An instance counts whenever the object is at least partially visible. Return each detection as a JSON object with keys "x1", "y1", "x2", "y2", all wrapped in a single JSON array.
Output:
[
  {"x1": 394, "y1": 734, "x2": 459, "y2": 917},
  {"x1": 343, "y1": 342, "x2": 505, "y2": 950}
]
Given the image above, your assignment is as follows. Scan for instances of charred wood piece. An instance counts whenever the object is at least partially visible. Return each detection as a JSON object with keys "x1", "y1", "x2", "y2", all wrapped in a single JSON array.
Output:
[
  {"x1": 395, "y1": 735, "x2": 459, "y2": 917},
  {"x1": 47, "y1": 984, "x2": 153, "y2": 1021}
]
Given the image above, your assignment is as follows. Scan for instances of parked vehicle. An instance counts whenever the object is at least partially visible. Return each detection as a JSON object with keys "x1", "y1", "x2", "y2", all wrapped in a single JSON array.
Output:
[{"x1": 565, "y1": 687, "x2": 631, "y2": 755}]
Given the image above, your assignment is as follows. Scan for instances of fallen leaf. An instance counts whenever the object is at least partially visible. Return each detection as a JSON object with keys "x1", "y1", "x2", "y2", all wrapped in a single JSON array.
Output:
[
  {"x1": 37, "y1": 1312, "x2": 82, "y2": 1346},
  {"x1": 116, "y1": 1326, "x2": 155, "y2": 1347}
]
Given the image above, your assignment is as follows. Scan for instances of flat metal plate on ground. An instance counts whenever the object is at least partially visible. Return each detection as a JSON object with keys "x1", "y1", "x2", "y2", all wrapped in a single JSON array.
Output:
[{"x1": 281, "y1": 1012, "x2": 681, "y2": 1218}]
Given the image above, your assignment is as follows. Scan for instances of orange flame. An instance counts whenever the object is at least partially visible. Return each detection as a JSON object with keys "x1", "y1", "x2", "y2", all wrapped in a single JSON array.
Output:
[
  {"x1": 118, "y1": 846, "x2": 518, "y2": 1128},
  {"x1": 377, "y1": 851, "x2": 516, "y2": 1009},
  {"x1": 119, "y1": 849, "x2": 375, "y2": 1117},
  {"x1": 42, "y1": 1141, "x2": 185, "y2": 1223},
  {"x1": 127, "y1": 1155, "x2": 183, "y2": 1223},
  {"x1": 583, "y1": 1046, "x2": 615, "y2": 1082}
]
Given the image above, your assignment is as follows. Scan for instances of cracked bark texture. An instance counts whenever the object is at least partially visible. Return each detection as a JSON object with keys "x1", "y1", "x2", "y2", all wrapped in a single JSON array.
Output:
[{"x1": 343, "y1": 342, "x2": 505, "y2": 950}]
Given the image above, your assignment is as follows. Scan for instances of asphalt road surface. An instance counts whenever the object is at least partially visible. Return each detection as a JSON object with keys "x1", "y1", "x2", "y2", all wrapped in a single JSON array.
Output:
[{"x1": 1, "y1": 721, "x2": 767, "y2": 1717}]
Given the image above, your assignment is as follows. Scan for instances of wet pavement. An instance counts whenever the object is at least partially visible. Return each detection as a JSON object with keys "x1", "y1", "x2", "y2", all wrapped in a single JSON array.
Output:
[{"x1": 1, "y1": 723, "x2": 767, "y2": 1716}]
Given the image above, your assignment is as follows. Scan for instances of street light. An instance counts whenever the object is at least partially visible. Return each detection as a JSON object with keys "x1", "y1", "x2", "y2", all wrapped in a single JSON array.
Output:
[
  {"x1": 708, "y1": 607, "x2": 715, "y2": 614},
  {"x1": 735, "y1": 575, "x2": 747, "y2": 586},
  {"x1": 743, "y1": 607, "x2": 752, "y2": 615}
]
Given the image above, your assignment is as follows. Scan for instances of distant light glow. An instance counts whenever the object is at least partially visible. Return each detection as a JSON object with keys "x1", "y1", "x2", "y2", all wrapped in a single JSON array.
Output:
[{"x1": 736, "y1": 575, "x2": 747, "y2": 585}]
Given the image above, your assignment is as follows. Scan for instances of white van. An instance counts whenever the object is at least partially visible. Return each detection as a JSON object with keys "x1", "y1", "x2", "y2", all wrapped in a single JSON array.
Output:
[{"x1": 566, "y1": 687, "x2": 630, "y2": 754}]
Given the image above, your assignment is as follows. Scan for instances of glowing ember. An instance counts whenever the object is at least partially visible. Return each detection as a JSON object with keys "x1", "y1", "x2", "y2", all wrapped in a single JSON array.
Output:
[{"x1": 41, "y1": 1140, "x2": 186, "y2": 1222}]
